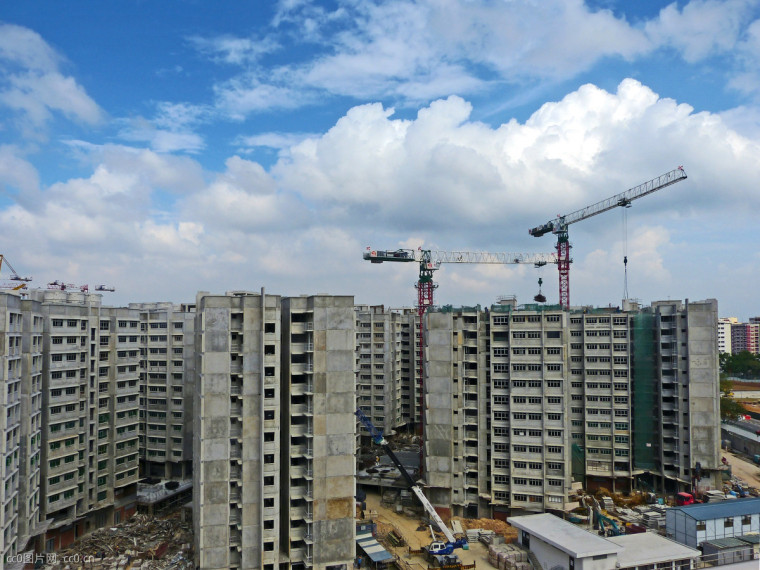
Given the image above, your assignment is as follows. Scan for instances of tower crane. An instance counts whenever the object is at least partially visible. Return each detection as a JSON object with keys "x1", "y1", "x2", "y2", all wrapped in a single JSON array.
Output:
[
  {"x1": 0, "y1": 255, "x2": 32, "y2": 282},
  {"x1": 528, "y1": 167, "x2": 688, "y2": 308},
  {"x1": 47, "y1": 281, "x2": 90, "y2": 293},
  {"x1": 363, "y1": 247, "x2": 556, "y2": 473},
  {"x1": 0, "y1": 255, "x2": 32, "y2": 291}
]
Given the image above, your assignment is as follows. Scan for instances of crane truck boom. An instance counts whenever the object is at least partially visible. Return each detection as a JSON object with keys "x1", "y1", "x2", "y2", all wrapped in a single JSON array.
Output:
[{"x1": 355, "y1": 409, "x2": 468, "y2": 554}]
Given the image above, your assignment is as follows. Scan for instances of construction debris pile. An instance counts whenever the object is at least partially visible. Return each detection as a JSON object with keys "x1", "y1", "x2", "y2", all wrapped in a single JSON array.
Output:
[
  {"x1": 458, "y1": 517, "x2": 517, "y2": 541},
  {"x1": 42, "y1": 514, "x2": 193, "y2": 570}
]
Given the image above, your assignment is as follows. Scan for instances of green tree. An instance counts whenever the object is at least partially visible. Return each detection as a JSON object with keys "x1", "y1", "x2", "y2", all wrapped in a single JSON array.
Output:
[
  {"x1": 720, "y1": 375, "x2": 733, "y2": 395},
  {"x1": 720, "y1": 397, "x2": 746, "y2": 420},
  {"x1": 720, "y1": 351, "x2": 760, "y2": 378}
]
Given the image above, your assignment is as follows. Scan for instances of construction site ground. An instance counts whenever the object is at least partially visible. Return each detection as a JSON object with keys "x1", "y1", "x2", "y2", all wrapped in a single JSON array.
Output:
[
  {"x1": 364, "y1": 489, "x2": 513, "y2": 568},
  {"x1": 724, "y1": 449, "x2": 760, "y2": 487}
]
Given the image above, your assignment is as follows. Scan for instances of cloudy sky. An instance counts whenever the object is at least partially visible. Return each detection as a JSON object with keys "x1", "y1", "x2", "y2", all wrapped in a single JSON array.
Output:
[{"x1": 1, "y1": 1, "x2": 759, "y2": 318}]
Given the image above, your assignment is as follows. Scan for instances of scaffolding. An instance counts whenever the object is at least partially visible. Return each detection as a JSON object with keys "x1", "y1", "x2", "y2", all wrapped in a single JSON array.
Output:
[{"x1": 632, "y1": 313, "x2": 656, "y2": 471}]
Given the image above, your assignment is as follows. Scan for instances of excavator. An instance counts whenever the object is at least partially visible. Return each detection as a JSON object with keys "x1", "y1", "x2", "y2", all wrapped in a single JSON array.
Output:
[
  {"x1": 585, "y1": 495, "x2": 623, "y2": 536},
  {"x1": 355, "y1": 409, "x2": 469, "y2": 559}
]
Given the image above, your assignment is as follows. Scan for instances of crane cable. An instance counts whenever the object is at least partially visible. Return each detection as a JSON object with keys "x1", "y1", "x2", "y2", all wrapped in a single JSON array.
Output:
[{"x1": 622, "y1": 206, "x2": 629, "y2": 300}]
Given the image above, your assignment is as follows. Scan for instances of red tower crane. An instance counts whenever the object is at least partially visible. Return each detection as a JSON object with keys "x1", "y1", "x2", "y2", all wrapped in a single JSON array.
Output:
[
  {"x1": 528, "y1": 167, "x2": 688, "y2": 308},
  {"x1": 363, "y1": 247, "x2": 556, "y2": 473}
]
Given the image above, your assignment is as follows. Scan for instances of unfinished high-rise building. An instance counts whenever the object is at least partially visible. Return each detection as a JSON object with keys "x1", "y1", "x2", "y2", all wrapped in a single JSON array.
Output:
[
  {"x1": 422, "y1": 298, "x2": 721, "y2": 519},
  {"x1": 193, "y1": 291, "x2": 355, "y2": 570},
  {"x1": 131, "y1": 302, "x2": 195, "y2": 480},
  {"x1": 11, "y1": 290, "x2": 142, "y2": 552},
  {"x1": 354, "y1": 305, "x2": 416, "y2": 436},
  {"x1": 0, "y1": 292, "x2": 43, "y2": 560}
]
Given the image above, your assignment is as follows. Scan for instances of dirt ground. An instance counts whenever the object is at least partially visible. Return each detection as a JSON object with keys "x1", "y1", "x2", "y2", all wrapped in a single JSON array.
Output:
[
  {"x1": 363, "y1": 489, "x2": 492, "y2": 568},
  {"x1": 724, "y1": 449, "x2": 760, "y2": 487}
]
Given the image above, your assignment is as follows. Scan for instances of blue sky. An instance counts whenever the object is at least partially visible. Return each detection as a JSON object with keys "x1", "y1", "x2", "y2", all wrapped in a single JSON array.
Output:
[{"x1": 1, "y1": 0, "x2": 760, "y2": 318}]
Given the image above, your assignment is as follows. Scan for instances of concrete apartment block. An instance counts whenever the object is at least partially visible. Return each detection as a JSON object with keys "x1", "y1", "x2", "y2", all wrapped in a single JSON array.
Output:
[
  {"x1": 130, "y1": 302, "x2": 195, "y2": 480},
  {"x1": 355, "y1": 305, "x2": 414, "y2": 436},
  {"x1": 194, "y1": 290, "x2": 282, "y2": 570},
  {"x1": 32, "y1": 291, "x2": 140, "y2": 552},
  {"x1": 194, "y1": 291, "x2": 355, "y2": 570},
  {"x1": 282, "y1": 295, "x2": 355, "y2": 570},
  {"x1": 17, "y1": 296, "x2": 43, "y2": 554},
  {"x1": 421, "y1": 299, "x2": 721, "y2": 518},
  {"x1": 649, "y1": 300, "x2": 721, "y2": 491},
  {"x1": 0, "y1": 292, "x2": 42, "y2": 559}
]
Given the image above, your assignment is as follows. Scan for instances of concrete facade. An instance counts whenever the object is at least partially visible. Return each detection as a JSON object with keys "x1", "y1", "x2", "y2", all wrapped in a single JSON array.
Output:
[
  {"x1": 354, "y1": 306, "x2": 415, "y2": 436},
  {"x1": 421, "y1": 299, "x2": 721, "y2": 518},
  {"x1": 0, "y1": 293, "x2": 43, "y2": 559},
  {"x1": 130, "y1": 302, "x2": 195, "y2": 480},
  {"x1": 194, "y1": 291, "x2": 355, "y2": 570},
  {"x1": 33, "y1": 291, "x2": 140, "y2": 553},
  {"x1": 282, "y1": 295, "x2": 355, "y2": 570}
]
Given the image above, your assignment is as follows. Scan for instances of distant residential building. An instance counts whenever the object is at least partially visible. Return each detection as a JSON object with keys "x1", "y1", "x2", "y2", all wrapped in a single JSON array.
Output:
[
  {"x1": 718, "y1": 317, "x2": 737, "y2": 354},
  {"x1": 731, "y1": 322, "x2": 760, "y2": 355}
]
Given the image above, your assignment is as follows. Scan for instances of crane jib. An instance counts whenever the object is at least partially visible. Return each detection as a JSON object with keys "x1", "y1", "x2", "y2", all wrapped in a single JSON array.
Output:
[{"x1": 529, "y1": 167, "x2": 687, "y2": 235}]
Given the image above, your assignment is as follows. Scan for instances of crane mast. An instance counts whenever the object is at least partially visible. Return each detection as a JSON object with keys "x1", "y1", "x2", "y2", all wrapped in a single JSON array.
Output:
[{"x1": 528, "y1": 167, "x2": 688, "y2": 308}]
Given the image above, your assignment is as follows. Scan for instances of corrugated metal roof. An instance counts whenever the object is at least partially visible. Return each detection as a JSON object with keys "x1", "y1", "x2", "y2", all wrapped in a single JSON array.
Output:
[
  {"x1": 702, "y1": 537, "x2": 751, "y2": 549},
  {"x1": 669, "y1": 497, "x2": 760, "y2": 521},
  {"x1": 357, "y1": 531, "x2": 394, "y2": 563},
  {"x1": 737, "y1": 533, "x2": 760, "y2": 544}
]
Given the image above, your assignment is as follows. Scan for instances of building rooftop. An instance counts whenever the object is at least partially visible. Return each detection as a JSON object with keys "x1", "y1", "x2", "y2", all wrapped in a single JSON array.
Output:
[
  {"x1": 507, "y1": 514, "x2": 621, "y2": 558},
  {"x1": 356, "y1": 531, "x2": 394, "y2": 563},
  {"x1": 702, "y1": 537, "x2": 753, "y2": 549},
  {"x1": 668, "y1": 497, "x2": 760, "y2": 521},
  {"x1": 607, "y1": 533, "x2": 700, "y2": 567}
]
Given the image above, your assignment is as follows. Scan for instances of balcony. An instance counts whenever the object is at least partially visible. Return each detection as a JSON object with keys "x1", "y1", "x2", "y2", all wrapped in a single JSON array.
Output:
[
  {"x1": 114, "y1": 459, "x2": 138, "y2": 473},
  {"x1": 291, "y1": 404, "x2": 313, "y2": 416},
  {"x1": 291, "y1": 362, "x2": 314, "y2": 375},
  {"x1": 114, "y1": 428, "x2": 139, "y2": 441},
  {"x1": 291, "y1": 381, "x2": 314, "y2": 397}
]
